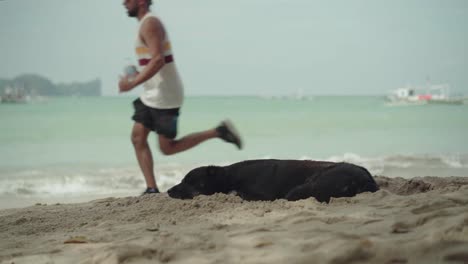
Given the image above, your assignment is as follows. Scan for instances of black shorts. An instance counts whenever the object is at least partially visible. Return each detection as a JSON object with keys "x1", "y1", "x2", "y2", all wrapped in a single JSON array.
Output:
[{"x1": 132, "y1": 98, "x2": 179, "y2": 139}]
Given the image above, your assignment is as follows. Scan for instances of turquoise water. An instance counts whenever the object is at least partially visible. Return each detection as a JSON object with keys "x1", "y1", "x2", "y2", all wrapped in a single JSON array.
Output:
[{"x1": 1, "y1": 96, "x2": 467, "y2": 208}]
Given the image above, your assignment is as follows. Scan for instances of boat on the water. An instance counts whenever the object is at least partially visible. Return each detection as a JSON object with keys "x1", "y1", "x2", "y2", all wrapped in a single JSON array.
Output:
[
  {"x1": 386, "y1": 84, "x2": 465, "y2": 105},
  {"x1": 0, "y1": 85, "x2": 30, "y2": 104}
]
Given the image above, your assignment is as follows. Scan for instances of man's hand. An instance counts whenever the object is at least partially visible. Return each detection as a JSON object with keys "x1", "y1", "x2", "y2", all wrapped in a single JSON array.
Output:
[{"x1": 119, "y1": 75, "x2": 136, "y2": 93}]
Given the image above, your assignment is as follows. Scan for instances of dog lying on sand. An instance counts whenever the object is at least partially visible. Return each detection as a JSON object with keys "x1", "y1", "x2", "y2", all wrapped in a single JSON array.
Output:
[{"x1": 168, "y1": 159, "x2": 379, "y2": 203}]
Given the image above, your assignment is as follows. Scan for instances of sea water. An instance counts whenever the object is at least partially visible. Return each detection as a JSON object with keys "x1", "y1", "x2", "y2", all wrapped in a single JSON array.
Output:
[{"x1": 1, "y1": 96, "x2": 467, "y2": 208}]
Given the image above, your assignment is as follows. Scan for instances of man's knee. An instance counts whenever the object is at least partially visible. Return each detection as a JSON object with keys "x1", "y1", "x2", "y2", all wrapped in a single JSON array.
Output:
[
  {"x1": 159, "y1": 139, "x2": 177, "y2": 155},
  {"x1": 131, "y1": 132, "x2": 147, "y2": 148}
]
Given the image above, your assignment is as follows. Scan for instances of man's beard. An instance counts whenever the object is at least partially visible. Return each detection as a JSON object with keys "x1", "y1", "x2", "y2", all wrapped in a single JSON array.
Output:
[{"x1": 127, "y1": 7, "x2": 138, "y2": 17}]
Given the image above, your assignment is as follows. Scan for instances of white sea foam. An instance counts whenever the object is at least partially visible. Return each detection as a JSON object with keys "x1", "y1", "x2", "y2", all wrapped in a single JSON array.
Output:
[
  {"x1": 440, "y1": 155, "x2": 464, "y2": 168},
  {"x1": 1, "y1": 153, "x2": 467, "y2": 199}
]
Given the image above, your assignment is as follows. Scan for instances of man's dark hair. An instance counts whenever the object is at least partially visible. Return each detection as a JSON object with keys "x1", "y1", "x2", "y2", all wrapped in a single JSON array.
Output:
[{"x1": 146, "y1": 0, "x2": 152, "y2": 6}]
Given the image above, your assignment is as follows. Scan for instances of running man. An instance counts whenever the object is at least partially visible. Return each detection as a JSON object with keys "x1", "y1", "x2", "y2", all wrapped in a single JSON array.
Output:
[{"x1": 119, "y1": 0, "x2": 242, "y2": 194}]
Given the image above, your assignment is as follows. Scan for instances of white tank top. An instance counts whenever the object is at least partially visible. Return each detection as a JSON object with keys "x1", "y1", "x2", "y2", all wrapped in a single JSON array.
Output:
[{"x1": 135, "y1": 13, "x2": 184, "y2": 109}]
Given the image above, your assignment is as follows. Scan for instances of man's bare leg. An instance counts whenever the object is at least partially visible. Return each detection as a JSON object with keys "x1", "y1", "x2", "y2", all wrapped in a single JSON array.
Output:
[
  {"x1": 158, "y1": 129, "x2": 218, "y2": 155},
  {"x1": 159, "y1": 120, "x2": 243, "y2": 155},
  {"x1": 131, "y1": 120, "x2": 241, "y2": 192},
  {"x1": 131, "y1": 122, "x2": 157, "y2": 189}
]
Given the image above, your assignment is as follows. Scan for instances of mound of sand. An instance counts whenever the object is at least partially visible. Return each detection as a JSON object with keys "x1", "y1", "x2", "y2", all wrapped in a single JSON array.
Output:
[{"x1": 1, "y1": 176, "x2": 468, "y2": 264}]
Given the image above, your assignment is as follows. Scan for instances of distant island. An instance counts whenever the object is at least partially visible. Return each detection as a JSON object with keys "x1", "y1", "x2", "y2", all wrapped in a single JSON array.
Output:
[{"x1": 0, "y1": 74, "x2": 101, "y2": 99}]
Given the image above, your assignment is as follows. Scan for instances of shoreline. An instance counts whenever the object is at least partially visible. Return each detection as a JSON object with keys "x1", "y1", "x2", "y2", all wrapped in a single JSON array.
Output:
[{"x1": 1, "y1": 176, "x2": 468, "y2": 264}]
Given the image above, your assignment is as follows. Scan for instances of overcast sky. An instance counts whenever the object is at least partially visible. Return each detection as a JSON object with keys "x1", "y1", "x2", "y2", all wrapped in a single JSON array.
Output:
[{"x1": 1, "y1": 0, "x2": 467, "y2": 96}]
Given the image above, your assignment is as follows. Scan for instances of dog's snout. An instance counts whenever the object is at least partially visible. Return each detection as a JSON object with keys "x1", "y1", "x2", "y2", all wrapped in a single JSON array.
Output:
[
  {"x1": 167, "y1": 183, "x2": 196, "y2": 199},
  {"x1": 167, "y1": 185, "x2": 178, "y2": 196}
]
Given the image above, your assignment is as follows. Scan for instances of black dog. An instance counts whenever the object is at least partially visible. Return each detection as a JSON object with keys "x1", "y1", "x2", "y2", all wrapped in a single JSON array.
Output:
[{"x1": 167, "y1": 159, "x2": 379, "y2": 203}]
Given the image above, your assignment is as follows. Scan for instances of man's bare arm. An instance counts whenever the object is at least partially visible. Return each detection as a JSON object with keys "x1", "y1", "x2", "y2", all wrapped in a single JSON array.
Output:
[{"x1": 119, "y1": 17, "x2": 166, "y2": 92}]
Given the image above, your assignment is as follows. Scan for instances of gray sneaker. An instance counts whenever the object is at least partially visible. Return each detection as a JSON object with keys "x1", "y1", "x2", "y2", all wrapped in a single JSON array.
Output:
[{"x1": 216, "y1": 120, "x2": 243, "y2": 149}]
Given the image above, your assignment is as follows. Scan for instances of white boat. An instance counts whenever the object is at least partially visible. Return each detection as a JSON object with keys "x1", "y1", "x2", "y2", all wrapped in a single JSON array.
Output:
[
  {"x1": 386, "y1": 83, "x2": 465, "y2": 105},
  {"x1": 0, "y1": 85, "x2": 30, "y2": 104}
]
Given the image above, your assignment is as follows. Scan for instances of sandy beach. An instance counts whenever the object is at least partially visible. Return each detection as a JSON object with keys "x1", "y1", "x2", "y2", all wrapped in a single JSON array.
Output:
[{"x1": 1, "y1": 176, "x2": 468, "y2": 264}]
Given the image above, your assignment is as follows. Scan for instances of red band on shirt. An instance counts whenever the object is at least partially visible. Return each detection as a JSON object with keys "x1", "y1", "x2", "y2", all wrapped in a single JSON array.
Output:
[{"x1": 138, "y1": 55, "x2": 174, "y2": 66}]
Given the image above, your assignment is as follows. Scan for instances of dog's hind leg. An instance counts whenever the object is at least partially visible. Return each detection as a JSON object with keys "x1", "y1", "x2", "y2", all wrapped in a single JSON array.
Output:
[{"x1": 285, "y1": 183, "x2": 327, "y2": 202}]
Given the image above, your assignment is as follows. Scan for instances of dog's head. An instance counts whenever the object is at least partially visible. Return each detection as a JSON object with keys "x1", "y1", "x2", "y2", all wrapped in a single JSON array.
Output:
[{"x1": 167, "y1": 166, "x2": 227, "y2": 199}]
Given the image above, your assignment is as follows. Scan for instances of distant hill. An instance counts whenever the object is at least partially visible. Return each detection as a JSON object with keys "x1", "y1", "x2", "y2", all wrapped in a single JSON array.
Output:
[{"x1": 0, "y1": 74, "x2": 101, "y2": 96}]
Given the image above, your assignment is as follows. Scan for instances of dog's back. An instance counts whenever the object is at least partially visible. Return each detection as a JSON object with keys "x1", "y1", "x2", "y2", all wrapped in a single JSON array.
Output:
[{"x1": 225, "y1": 159, "x2": 336, "y2": 200}]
